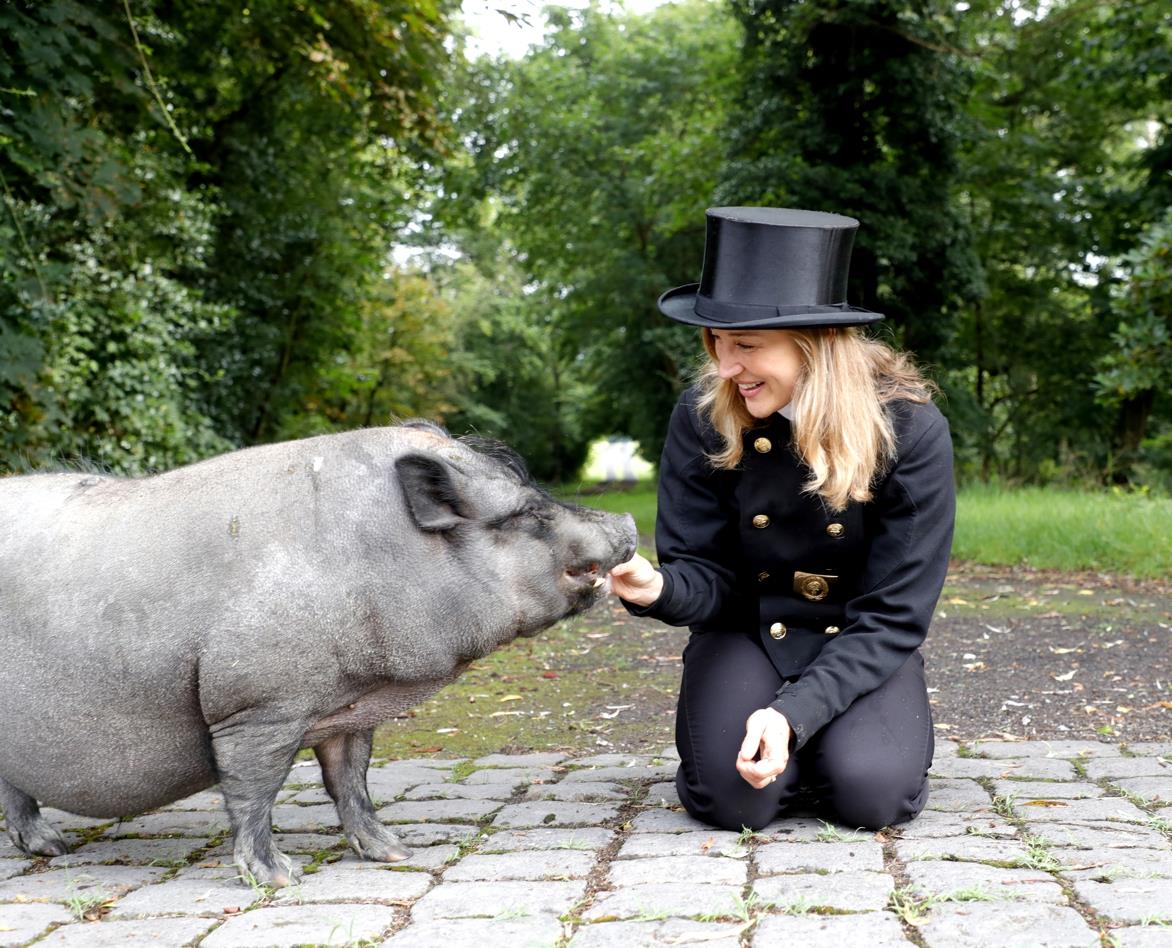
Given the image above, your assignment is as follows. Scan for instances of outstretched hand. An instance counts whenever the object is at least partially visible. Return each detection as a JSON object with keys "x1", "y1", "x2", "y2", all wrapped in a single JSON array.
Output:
[
  {"x1": 607, "y1": 553, "x2": 663, "y2": 607},
  {"x1": 736, "y1": 707, "x2": 792, "y2": 789}
]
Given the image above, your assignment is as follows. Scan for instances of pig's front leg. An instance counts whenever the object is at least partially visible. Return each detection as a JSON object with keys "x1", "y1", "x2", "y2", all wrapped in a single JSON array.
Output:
[
  {"x1": 0, "y1": 775, "x2": 69, "y2": 857},
  {"x1": 315, "y1": 730, "x2": 410, "y2": 862},
  {"x1": 209, "y1": 715, "x2": 303, "y2": 888}
]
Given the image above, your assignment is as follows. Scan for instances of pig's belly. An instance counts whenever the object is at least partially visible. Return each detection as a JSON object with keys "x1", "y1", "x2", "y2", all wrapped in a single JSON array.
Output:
[
  {"x1": 0, "y1": 710, "x2": 216, "y2": 819},
  {"x1": 301, "y1": 673, "x2": 466, "y2": 747}
]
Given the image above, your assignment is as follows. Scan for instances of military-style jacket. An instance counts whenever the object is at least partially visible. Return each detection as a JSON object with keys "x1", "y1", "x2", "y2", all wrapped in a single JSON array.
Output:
[{"x1": 628, "y1": 386, "x2": 955, "y2": 750}]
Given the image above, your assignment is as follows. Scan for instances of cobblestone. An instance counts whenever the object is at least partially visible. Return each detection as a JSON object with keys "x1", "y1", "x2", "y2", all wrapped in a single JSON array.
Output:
[
  {"x1": 1, "y1": 741, "x2": 1170, "y2": 946},
  {"x1": 752, "y1": 869, "x2": 894, "y2": 912},
  {"x1": 572, "y1": 918, "x2": 742, "y2": 947},
  {"x1": 753, "y1": 912, "x2": 913, "y2": 946},
  {"x1": 917, "y1": 901, "x2": 1100, "y2": 947}
]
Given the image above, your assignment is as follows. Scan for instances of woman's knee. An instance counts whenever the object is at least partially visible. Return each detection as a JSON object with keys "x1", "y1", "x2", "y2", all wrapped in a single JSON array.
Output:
[
  {"x1": 676, "y1": 755, "x2": 797, "y2": 831},
  {"x1": 816, "y1": 758, "x2": 928, "y2": 830}
]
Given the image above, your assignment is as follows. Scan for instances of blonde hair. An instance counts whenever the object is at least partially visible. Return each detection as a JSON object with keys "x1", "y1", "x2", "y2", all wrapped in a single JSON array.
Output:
[{"x1": 696, "y1": 327, "x2": 934, "y2": 511}]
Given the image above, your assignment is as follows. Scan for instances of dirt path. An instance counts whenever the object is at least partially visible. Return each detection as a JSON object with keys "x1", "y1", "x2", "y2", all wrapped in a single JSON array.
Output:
[
  {"x1": 372, "y1": 563, "x2": 1171, "y2": 760},
  {"x1": 922, "y1": 562, "x2": 1171, "y2": 743}
]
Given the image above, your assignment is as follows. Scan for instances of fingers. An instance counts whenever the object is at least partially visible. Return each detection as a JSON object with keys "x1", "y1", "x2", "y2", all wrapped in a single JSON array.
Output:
[
  {"x1": 606, "y1": 555, "x2": 662, "y2": 606},
  {"x1": 738, "y1": 712, "x2": 767, "y2": 762},
  {"x1": 736, "y1": 709, "x2": 792, "y2": 789}
]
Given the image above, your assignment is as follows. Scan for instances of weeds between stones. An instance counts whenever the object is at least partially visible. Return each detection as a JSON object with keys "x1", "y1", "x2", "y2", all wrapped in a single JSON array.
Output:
[
  {"x1": 1020, "y1": 833, "x2": 1062, "y2": 872},
  {"x1": 814, "y1": 819, "x2": 869, "y2": 843},
  {"x1": 888, "y1": 883, "x2": 1000, "y2": 927},
  {"x1": 991, "y1": 793, "x2": 1017, "y2": 819},
  {"x1": 63, "y1": 876, "x2": 114, "y2": 922}
]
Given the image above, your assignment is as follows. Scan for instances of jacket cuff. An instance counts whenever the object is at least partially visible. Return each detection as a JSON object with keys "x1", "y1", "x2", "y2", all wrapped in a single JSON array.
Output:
[
  {"x1": 620, "y1": 568, "x2": 674, "y2": 618},
  {"x1": 769, "y1": 683, "x2": 832, "y2": 752}
]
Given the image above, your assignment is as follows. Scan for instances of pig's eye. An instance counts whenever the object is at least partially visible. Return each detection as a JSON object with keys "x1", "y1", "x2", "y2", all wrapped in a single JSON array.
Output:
[{"x1": 521, "y1": 505, "x2": 554, "y2": 524}]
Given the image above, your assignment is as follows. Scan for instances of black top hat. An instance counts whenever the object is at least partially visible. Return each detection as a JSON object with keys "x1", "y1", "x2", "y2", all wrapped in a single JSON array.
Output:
[{"x1": 657, "y1": 207, "x2": 883, "y2": 329}]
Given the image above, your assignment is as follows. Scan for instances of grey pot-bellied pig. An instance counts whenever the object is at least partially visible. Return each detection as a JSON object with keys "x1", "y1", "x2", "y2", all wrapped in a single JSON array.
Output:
[{"x1": 0, "y1": 421, "x2": 636, "y2": 886}]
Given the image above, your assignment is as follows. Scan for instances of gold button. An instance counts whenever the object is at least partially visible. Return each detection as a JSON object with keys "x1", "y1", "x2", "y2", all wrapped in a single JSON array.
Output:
[
  {"x1": 824, "y1": 625, "x2": 841, "y2": 635},
  {"x1": 753, "y1": 437, "x2": 772, "y2": 454},
  {"x1": 752, "y1": 514, "x2": 770, "y2": 529},
  {"x1": 826, "y1": 523, "x2": 844, "y2": 538},
  {"x1": 769, "y1": 622, "x2": 787, "y2": 640},
  {"x1": 757, "y1": 571, "x2": 770, "y2": 583}
]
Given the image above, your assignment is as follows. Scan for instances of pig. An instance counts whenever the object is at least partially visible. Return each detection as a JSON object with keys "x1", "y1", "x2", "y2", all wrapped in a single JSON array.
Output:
[{"x1": 0, "y1": 421, "x2": 636, "y2": 886}]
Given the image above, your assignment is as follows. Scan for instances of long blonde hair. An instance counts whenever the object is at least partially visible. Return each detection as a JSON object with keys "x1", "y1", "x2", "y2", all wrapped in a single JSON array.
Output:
[{"x1": 696, "y1": 327, "x2": 934, "y2": 511}]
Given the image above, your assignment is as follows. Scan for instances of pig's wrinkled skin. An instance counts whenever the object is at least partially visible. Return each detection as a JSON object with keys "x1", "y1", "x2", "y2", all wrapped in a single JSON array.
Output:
[{"x1": 0, "y1": 422, "x2": 636, "y2": 886}]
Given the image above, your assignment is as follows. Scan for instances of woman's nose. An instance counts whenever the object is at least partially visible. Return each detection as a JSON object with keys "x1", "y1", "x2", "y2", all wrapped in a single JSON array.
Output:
[{"x1": 716, "y1": 355, "x2": 743, "y2": 380}]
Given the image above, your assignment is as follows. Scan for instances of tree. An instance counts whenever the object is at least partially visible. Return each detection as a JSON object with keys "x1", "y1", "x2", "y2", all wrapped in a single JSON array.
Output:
[
  {"x1": 720, "y1": 0, "x2": 983, "y2": 364},
  {"x1": 1094, "y1": 213, "x2": 1172, "y2": 482},
  {"x1": 945, "y1": 0, "x2": 1170, "y2": 483},
  {"x1": 0, "y1": 0, "x2": 456, "y2": 473},
  {"x1": 427, "y1": 0, "x2": 741, "y2": 464}
]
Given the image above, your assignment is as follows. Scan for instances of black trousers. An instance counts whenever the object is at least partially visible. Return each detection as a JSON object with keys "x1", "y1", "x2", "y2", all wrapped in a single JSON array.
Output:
[{"x1": 674, "y1": 631, "x2": 934, "y2": 832}]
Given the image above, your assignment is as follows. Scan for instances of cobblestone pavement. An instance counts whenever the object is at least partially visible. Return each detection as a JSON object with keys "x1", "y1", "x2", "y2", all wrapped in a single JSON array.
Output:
[{"x1": 2, "y1": 740, "x2": 1171, "y2": 947}]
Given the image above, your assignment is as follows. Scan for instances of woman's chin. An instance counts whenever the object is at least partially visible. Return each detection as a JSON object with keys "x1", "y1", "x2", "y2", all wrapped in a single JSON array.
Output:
[{"x1": 744, "y1": 398, "x2": 782, "y2": 418}]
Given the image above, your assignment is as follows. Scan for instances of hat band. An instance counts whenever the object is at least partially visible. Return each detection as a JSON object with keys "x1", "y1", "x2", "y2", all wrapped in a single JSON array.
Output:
[{"x1": 694, "y1": 295, "x2": 855, "y2": 322}]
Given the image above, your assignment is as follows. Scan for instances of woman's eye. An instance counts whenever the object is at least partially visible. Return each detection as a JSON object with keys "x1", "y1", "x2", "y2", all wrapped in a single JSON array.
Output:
[{"x1": 736, "y1": 343, "x2": 755, "y2": 352}]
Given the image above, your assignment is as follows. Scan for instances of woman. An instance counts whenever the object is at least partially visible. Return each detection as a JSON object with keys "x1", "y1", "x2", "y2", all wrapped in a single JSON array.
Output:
[{"x1": 610, "y1": 207, "x2": 954, "y2": 832}]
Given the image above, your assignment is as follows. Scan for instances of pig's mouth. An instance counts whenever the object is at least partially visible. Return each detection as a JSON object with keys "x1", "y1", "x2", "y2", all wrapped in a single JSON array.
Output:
[{"x1": 565, "y1": 561, "x2": 608, "y2": 591}]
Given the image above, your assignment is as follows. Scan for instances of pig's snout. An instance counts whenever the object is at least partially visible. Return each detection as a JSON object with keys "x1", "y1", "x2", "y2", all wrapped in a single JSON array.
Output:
[
  {"x1": 615, "y1": 513, "x2": 637, "y2": 564},
  {"x1": 563, "y1": 513, "x2": 638, "y2": 593}
]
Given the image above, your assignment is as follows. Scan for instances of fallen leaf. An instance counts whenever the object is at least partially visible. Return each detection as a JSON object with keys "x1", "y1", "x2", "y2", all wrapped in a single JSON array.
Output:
[
  {"x1": 415, "y1": 746, "x2": 443, "y2": 753},
  {"x1": 700, "y1": 836, "x2": 715, "y2": 853},
  {"x1": 541, "y1": 671, "x2": 559, "y2": 679},
  {"x1": 1022, "y1": 799, "x2": 1069, "y2": 808},
  {"x1": 1052, "y1": 670, "x2": 1077, "y2": 682},
  {"x1": 1048, "y1": 646, "x2": 1083, "y2": 655},
  {"x1": 499, "y1": 695, "x2": 524, "y2": 702},
  {"x1": 223, "y1": 907, "x2": 242, "y2": 915}
]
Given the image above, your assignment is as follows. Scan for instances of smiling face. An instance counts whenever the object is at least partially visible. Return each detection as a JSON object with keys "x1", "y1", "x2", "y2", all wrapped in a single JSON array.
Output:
[{"x1": 706, "y1": 329, "x2": 807, "y2": 418}]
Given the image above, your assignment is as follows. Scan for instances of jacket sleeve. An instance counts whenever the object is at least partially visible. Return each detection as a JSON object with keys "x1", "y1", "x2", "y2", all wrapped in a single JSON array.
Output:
[
  {"x1": 769, "y1": 406, "x2": 955, "y2": 750},
  {"x1": 622, "y1": 391, "x2": 738, "y2": 627}
]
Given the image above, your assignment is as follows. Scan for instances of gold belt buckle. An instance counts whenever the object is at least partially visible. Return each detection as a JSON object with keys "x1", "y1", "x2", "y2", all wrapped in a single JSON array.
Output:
[{"x1": 793, "y1": 571, "x2": 837, "y2": 602}]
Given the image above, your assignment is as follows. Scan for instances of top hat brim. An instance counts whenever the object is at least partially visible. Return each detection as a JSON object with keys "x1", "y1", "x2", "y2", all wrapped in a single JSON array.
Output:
[{"x1": 657, "y1": 284, "x2": 884, "y2": 329}]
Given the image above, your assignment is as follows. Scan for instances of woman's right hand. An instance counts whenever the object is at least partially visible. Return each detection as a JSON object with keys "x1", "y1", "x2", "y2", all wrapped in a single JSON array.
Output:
[{"x1": 607, "y1": 553, "x2": 664, "y2": 607}]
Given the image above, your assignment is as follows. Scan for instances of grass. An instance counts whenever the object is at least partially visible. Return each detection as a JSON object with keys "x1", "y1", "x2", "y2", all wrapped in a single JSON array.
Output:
[
  {"x1": 370, "y1": 595, "x2": 682, "y2": 760},
  {"x1": 952, "y1": 484, "x2": 1172, "y2": 579},
  {"x1": 561, "y1": 478, "x2": 1172, "y2": 579}
]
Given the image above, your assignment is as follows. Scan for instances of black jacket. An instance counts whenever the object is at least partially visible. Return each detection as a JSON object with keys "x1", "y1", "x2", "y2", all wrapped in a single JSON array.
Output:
[{"x1": 627, "y1": 386, "x2": 955, "y2": 750}]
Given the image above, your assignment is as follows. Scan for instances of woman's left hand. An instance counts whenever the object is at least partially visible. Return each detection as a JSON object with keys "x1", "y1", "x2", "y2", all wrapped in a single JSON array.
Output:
[{"x1": 736, "y1": 707, "x2": 793, "y2": 789}]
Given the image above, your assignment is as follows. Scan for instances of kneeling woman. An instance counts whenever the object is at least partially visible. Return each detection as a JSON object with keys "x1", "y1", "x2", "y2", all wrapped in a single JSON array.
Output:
[{"x1": 611, "y1": 208, "x2": 955, "y2": 831}]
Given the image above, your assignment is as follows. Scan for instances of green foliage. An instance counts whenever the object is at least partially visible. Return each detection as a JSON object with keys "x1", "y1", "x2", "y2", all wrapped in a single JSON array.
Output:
[
  {"x1": 429, "y1": 0, "x2": 740, "y2": 463},
  {"x1": 2, "y1": 0, "x2": 1169, "y2": 496},
  {"x1": 439, "y1": 260, "x2": 593, "y2": 483},
  {"x1": 941, "y1": 0, "x2": 1171, "y2": 485},
  {"x1": 1093, "y1": 213, "x2": 1172, "y2": 482},
  {"x1": 1, "y1": 0, "x2": 455, "y2": 475}
]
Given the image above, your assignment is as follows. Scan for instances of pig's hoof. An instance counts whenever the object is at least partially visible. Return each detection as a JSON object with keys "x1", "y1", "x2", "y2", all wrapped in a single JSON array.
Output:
[
  {"x1": 350, "y1": 829, "x2": 411, "y2": 862},
  {"x1": 236, "y1": 849, "x2": 301, "y2": 890},
  {"x1": 12, "y1": 821, "x2": 69, "y2": 857}
]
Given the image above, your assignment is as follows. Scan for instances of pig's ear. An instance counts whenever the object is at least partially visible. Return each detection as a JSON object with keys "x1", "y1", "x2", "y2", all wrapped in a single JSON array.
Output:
[{"x1": 395, "y1": 453, "x2": 471, "y2": 532}]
